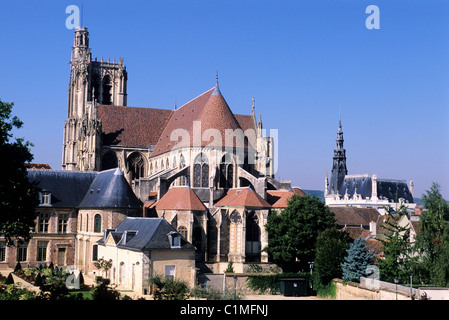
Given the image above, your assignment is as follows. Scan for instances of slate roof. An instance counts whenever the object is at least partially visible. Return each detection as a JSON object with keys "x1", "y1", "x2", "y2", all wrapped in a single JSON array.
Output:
[
  {"x1": 215, "y1": 187, "x2": 271, "y2": 208},
  {"x1": 98, "y1": 217, "x2": 195, "y2": 251},
  {"x1": 78, "y1": 168, "x2": 142, "y2": 209},
  {"x1": 338, "y1": 175, "x2": 414, "y2": 203},
  {"x1": 27, "y1": 168, "x2": 142, "y2": 210},
  {"x1": 27, "y1": 169, "x2": 97, "y2": 208},
  {"x1": 155, "y1": 186, "x2": 207, "y2": 211}
]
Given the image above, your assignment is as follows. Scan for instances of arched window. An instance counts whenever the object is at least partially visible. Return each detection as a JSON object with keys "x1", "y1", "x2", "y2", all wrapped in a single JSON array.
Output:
[
  {"x1": 245, "y1": 211, "x2": 261, "y2": 262},
  {"x1": 194, "y1": 153, "x2": 209, "y2": 188},
  {"x1": 220, "y1": 154, "x2": 233, "y2": 189},
  {"x1": 246, "y1": 211, "x2": 260, "y2": 242},
  {"x1": 179, "y1": 154, "x2": 189, "y2": 186},
  {"x1": 178, "y1": 226, "x2": 188, "y2": 240},
  {"x1": 102, "y1": 75, "x2": 112, "y2": 105},
  {"x1": 94, "y1": 214, "x2": 102, "y2": 233},
  {"x1": 128, "y1": 152, "x2": 146, "y2": 180}
]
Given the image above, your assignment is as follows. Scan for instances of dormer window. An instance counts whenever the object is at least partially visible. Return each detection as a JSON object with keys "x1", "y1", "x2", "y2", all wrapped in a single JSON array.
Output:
[
  {"x1": 168, "y1": 231, "x2": 181, "y2": 248},
  {"x1": 40, "y1": 191, "x2": 51, "y2": 206}
]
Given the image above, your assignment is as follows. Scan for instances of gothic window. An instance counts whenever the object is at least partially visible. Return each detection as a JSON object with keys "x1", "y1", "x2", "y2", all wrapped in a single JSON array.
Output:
[
  {"x1": 179, "y1": 154, "x2": 188, "y2": 186},
  {"x1": 246, "y1": 211, "x2": 260, "y2": 242},
  {"x1": 128, "y1": 152, "x2": 146, "y2": 180},
  {"x1": 102, "y1": 75, "x2": 112, "y2": 105},
  {"x1": 219, "y1": 154, "x2": 234, "y2": 189},
  {"x1": 194, "y1": 153, "x2": 209, "y2": 188},
  {"x1": 94, "y1": 214, "x2": 102, "y2": 233}
]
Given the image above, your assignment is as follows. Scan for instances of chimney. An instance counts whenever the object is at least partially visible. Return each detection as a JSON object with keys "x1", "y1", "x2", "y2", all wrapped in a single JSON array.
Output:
[
  {"x1": 371, "y1": 174, "x2": 378, "y2": 200},
  {"x1": 369, "y1": 221, "x2": 377, "y2": 236}
]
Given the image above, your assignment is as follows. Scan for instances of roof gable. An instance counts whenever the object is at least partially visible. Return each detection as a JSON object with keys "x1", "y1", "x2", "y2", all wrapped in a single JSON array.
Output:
[
  {"x1": 111, "y1": 217, "x2": 195, "y2": 251},
  {"x1": 155, "y1": 186, "x2": 207, "y2": 211},
  {"x1": 151, "y1": 86, "x2": 254, "y2": 157},
  {"x1": 215, "y1": 188, "x2": 271, "y2": 208}
]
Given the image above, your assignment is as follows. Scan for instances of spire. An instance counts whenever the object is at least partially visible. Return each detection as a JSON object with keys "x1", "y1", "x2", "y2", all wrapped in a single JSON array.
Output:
[
  {"x1": 338, "y1": 103, "x2": 341, "y2": 129},
  {"x1": 212, "y1": 70, "x2": 222, "y2": 96},
  {"x1": 329, "y1": 111, "x2": 348, "y2": 195},
  {"x1": 251, "y1": 97, "x2": 255, "y2": 115}
]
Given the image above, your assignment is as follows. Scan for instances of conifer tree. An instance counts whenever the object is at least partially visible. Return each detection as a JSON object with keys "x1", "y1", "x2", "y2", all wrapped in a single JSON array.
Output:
[{"x1": 341, "y1": 237, "x2": 374, "y2": 282}]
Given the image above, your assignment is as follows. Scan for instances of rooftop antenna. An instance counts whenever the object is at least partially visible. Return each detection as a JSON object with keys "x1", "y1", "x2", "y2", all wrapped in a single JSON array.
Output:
[
  {"x1": 216, "y1": 69, "x2": 219, "y2": 86},
  {"x1": 80, "y1": 4, "x2": 84, "y2": 27}
]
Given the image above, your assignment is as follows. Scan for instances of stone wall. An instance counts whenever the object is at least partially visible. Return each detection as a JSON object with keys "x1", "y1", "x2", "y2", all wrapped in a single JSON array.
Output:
[{"x1": 334, "y1": 279, "x2": 413, "y2": 300}]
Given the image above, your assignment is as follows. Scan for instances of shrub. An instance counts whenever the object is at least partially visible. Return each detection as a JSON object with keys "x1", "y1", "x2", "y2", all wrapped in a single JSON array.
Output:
[
  {"x1": 90, "y1": 277, "x2": 121, "y2": 300},
  {"x1": 149, "y1": 275, "x2": 189, "y2": 300},
  {"x1": 13, "y1": 262, "x2": 22, "y2": 273},
  {"x1": 5, "y1": 273, "x2": 14, "y2": 285}
]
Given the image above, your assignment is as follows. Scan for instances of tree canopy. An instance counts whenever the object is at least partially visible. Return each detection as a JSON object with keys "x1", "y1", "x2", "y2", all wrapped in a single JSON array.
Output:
[
  {"x1": 0, "y1": 100, "x2": 39, "y2": 245},
  {"x1": 264, "y1": 194, "x2": 335, "y2": 272},
  {"x1": 314, "y1": 227, "x2": 349, "y2": 287},
  {"x1": 412, "y1": 182, "x2": 449, "y2": 286}
]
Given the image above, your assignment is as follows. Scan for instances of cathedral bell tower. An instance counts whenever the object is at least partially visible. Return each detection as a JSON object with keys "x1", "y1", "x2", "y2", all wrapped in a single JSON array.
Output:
[
  {"x1": 62, "y1": 27, "x2": 128, "y2": 171},
  {"x1": 328, "y1": 114, "x2": 348, "y2": 195}
]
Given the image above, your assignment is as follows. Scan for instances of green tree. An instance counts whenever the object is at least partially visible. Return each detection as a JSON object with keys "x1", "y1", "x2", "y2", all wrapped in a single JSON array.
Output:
[
  {"x1": 413, "y1": 182, "x2": 449, "y2": 285},
  {"x1": 0, "y1": 100, "x2": 40, "y2": 245},
  {"x1": 378, "y1": 206, "x2": 413, "y2": 283},
  {"x1": 341, "y1": 237, "x2": 374, "y2": 282},
  {"x1": 314, "y1": 227, "x2": 349, "y2": 287},
  {"x1": 264, "y1": 194, "x2": 335, "y2": 272}
]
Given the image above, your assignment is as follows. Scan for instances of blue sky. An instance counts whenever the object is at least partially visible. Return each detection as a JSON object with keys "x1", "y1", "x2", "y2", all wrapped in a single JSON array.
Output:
[{"x1": 1, "y1": 0, "x2": 448, "y2": 199}]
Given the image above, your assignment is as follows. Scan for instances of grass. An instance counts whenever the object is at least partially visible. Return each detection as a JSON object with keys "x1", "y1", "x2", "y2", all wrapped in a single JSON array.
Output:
[{"x1": 68, "y1": 290, "x2": 93, "y2": 300}]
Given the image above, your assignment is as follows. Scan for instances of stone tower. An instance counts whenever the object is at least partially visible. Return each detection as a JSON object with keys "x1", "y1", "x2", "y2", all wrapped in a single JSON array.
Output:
[
  {"x1": 62, "y1": 26, "x2": 128, "y2": 171},
  {"x1": 328, "y1": 114, "x2": 348, "y2": 195}
]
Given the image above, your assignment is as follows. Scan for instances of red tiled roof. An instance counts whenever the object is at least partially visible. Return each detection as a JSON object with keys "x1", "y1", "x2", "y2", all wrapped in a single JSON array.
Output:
[
  {"x1": 151, "y1": 86, "x2": 253, "y2": 157},
  {"x1": 25, "y1": 163, "x2": 52, "y2": 169},
  {"x1": 97, "y1": 105, "x2": 173, "y2": 147},
  {"x1": 266, "y1": 189, "x2": 305, "y2": 208},
  {"x1": 215, "y1": 187, "x2": 271, "y2": 208},
  {"x1": 329, "y1": 207, "x2": 380, "y2": 228},
  {"x1": 155, "y1": 186, "x2": 207, "y2": 211}
]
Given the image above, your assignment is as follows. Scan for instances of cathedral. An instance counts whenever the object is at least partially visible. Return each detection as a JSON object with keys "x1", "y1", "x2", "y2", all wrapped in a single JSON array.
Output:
[
  {"x1": 57, "y1": 26, "x2": 300, "y2": 275},
  {"x1": 324, "y1": 114, "x2": 416, "y2": 213}
]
